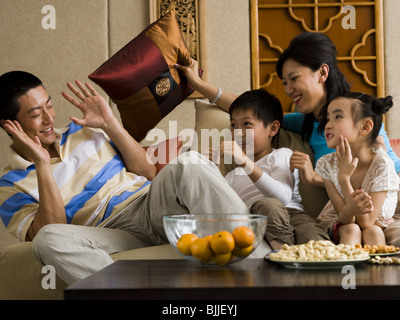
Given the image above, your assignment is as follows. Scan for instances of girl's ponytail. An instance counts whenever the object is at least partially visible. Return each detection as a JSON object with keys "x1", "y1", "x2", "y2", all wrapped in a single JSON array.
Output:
[{"x1": 372, "y1": 96, "x2": 393, "y2": 115}]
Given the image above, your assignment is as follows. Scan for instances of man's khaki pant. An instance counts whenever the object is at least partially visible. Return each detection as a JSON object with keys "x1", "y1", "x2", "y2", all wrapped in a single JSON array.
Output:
[{"x1": 32, "y1": 152, "x2": 249, "y2": 285}]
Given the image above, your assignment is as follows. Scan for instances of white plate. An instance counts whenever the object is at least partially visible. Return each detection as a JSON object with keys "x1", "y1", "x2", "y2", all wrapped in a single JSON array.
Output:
[{"x1": 265, "y1": 255, "x2": 370, "y2": 269}]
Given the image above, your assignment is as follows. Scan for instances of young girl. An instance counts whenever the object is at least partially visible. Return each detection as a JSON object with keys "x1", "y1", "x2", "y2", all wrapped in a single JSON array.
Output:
[{"x1": 315, "y1": 92, "x2": 399, "y2": 245}]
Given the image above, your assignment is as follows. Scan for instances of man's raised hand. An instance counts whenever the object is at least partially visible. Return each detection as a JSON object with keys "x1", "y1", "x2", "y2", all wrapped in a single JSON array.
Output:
[{"x1": 62, "y1": 80, "x2": 114, "y2": 130}]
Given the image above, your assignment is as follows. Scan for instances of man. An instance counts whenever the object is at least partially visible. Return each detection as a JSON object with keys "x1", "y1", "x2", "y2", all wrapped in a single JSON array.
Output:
[{"x1": 0, "y1": 71, "x2": 249, "y2": 284}]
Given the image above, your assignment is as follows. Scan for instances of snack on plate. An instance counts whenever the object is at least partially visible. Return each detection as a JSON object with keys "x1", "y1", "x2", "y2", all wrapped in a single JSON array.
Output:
[
  {"x1": 369, "y1": 255, "x2": 400, "y2": 265},
  {"x1": 269, "y1": 240, "x2": 369, "y2": 262},
  {"x1": 362, "y1": 244, "x2": 400, "y2": 254}
]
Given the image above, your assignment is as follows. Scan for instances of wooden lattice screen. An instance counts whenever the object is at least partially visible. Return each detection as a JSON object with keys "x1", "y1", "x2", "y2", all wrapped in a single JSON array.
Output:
[{"x1": 250, "y1": 0, "x2": 385, "y2": 114}]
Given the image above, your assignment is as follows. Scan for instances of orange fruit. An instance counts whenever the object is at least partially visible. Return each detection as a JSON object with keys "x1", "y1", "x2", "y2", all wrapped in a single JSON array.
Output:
[
  {"x1": 190, "y1": 236, "x2": 213, "y2": 262},
  {"x1": 210, "y1": 231, "x2": 235, "y2": 254},
  {"x1": 232, "y1": 245, "x2": 253, "y2": 257},
  {"x1": 232, "y1": 226, "x2": 254, "y2": 248},
  {"x1": 211, "y1": 252, "x2": 232, "y2": 265},
  {"x1": 177, "y1": 233, "x2": 198, "y2": 256}
]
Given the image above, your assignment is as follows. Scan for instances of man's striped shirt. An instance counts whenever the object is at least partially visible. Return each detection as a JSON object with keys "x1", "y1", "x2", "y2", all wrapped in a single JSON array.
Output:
[{"x1": 0, "y1": 122, "x2": 150, "y2": 241}]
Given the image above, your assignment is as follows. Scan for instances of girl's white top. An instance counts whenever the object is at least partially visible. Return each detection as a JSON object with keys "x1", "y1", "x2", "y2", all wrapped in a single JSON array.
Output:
[{"x1": 316, "y1": 147, "x2": 400, "y2": 229}]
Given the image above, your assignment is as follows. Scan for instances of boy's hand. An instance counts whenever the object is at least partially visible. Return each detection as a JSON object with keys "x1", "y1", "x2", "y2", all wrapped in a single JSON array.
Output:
[
  {"x1": 290, "y1": 151, "x2": 318, "y2": 183},
  {"x1": 203, "y1": 148, "x2": 220, "y2": 164},
  {"x1": 220, "y1": 141, "x2": 247, "y2": 167}
]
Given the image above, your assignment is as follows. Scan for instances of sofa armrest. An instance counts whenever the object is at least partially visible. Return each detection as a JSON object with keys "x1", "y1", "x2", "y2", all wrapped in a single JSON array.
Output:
[
  {"x1": 0, "y1": 242, "x2": 66, "y2": 299},
  {"x1": 0, "y1": 219, "x2": 18, "y2": 251}
]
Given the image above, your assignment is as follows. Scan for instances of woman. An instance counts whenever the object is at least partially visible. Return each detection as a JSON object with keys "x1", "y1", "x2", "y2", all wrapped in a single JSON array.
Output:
[
  {"x1": 276, "y1": 32, "x2": 400, "y2": 185},
  {"x1": 177, "y1": 32, "x2": 400, "y2": 246}
]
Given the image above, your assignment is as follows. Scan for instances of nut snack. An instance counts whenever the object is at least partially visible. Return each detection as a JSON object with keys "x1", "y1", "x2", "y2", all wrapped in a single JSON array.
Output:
[
  {"x1": 369, "y1": 256, "x2": 400, "y2": 265},
  {"x1": 269, "y1": 240, "x2": 369, "y2": 262},
  {"x1": 362, "y1": 244, "x2": 400, "y2": 255}
]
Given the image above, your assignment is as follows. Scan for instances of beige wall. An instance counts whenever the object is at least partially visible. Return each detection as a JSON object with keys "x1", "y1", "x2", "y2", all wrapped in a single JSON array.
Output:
[
  {"x1": 0, "y1": 0, "x2": 399, "y2": 170},
  {"x1": 0, "y1": 0, "x2": 251, "y2": 169},
  {"x1": 0, "y1": 0, "x2": 110, "y2": 168}
]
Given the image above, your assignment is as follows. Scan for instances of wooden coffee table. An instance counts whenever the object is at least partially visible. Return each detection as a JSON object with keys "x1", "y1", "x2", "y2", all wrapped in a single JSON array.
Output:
[{"x1": 64, "y1": 258, "x2": 400, "y2": 300}]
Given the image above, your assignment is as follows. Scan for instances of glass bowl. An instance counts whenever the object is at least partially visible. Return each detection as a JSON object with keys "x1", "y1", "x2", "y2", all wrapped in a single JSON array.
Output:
[{"x1": 163, "y1": 214, "x2": 267, "y2": 266}]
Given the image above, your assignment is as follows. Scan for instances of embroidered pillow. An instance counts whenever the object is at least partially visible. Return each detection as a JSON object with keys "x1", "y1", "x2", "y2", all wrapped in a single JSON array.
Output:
[{"x1": 89, "y1": 9, "x2": 200, "y2": 141}]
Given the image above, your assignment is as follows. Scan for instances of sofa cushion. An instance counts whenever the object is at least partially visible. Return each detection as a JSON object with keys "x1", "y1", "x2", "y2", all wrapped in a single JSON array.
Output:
[
  {"x1": 110, "y1": 244, "x2": 182, "y2": 261},
  {"x1": 193, "y1": 99, "x2": 231, "y2": 152},
  {"x1": 89, "y1": 8, "x2": 199, "y2": 142},
  {"x1": 193, "y1": 99, "x2": 232, "y2": 175}
]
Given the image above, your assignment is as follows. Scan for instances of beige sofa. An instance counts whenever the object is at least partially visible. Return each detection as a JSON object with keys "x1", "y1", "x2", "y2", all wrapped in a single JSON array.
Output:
[
  {"x1": 1, "y1": 1, "x2": 399, "y2": 301},
  {"x1": 0, "y1": 220, "x2": 182, "y2": 300}
]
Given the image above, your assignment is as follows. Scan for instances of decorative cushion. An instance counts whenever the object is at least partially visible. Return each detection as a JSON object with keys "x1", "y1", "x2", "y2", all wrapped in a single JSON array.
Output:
[{"x1": 89, "y1": 8, "x2": 200, "y2": 142}]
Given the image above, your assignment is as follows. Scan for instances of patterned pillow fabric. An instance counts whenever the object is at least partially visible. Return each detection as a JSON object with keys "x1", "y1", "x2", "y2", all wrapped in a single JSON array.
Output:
[{"x1": 89, "y1": 9, "x2": 200, "y2": 141}]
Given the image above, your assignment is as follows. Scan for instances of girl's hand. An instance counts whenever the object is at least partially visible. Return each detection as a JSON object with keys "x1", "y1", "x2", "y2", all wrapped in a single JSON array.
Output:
[
  {"x1": 340, "y1": 188, "x2": 373, "y2": 223},
  {"x1": 337, "y1": 135, "x2": 358, "y2": 182},
  {"x1": 62, "y1": 80, "x2": 115, "y2": 130},
  {"x1": 3, "y1": 120, "x2": 50, "y2": 166},
  {"x1": 352, "y1": 188, "x2": 374, "y2": 214}
]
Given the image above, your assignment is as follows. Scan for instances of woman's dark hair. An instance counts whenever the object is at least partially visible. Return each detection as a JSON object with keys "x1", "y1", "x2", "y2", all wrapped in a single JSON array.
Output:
[
  {"x1": 329, "y1": 92, "x2": 393, "y2": 146},
  {"x1": 0, "y1": 71, "x2": 43, "y2": 124},
  {"x1": 276, "y1": 32, "x2": 351, "y2": 141},
  {"x1": 229, "y1": 89, "x2": 283, "y2": 128}
]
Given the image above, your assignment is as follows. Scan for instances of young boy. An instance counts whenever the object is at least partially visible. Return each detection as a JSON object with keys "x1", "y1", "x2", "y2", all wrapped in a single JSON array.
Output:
[{"x1": 217, "y1": 89, "x2": 329, "y2": 250}]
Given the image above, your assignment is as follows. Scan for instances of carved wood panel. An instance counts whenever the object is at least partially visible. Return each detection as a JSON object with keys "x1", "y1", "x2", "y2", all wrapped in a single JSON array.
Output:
[
  {"x1": 250, "y1": 0, "x2": 385, "y2": 114},
  {"x1": 150, "y1": 0, "x2": 206, "y2": 97}
]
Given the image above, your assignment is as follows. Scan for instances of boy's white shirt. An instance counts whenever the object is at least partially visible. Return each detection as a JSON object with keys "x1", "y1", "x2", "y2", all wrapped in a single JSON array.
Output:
[{"x1": 225, "y1": 147, "x2": 303, "y2": 210}]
